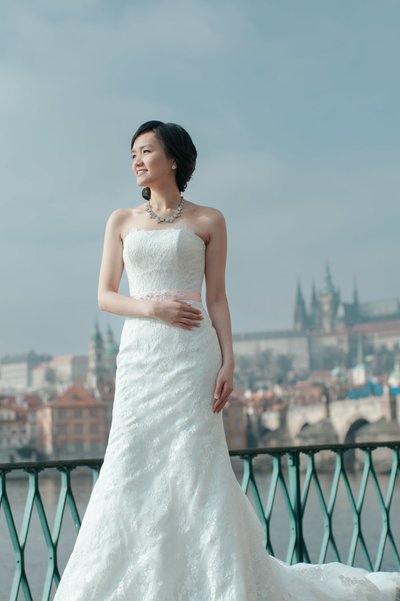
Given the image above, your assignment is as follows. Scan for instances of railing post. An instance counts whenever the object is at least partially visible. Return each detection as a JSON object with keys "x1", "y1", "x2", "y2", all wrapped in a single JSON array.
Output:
[{"x1": 288, "y1": 449, "x2": 304, "y2": 563}]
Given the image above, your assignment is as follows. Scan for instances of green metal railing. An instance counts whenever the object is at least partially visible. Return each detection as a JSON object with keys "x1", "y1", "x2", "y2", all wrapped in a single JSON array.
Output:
[
  {"x1": 0, "y1": 440, "x2": 399, "y2": 601},
  {"x1": 232, "y1": 441, "x2": 400, "y2": 569}
]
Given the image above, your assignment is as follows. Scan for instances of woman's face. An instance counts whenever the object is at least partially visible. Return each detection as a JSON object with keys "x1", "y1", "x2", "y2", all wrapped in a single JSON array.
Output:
[{"x1": 131, "y1": 131, "x2": 175, "y2": 189}]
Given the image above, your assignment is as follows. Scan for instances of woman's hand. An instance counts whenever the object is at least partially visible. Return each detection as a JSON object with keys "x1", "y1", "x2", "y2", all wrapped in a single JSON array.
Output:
[
  {"x1": 152, "y1": 299, "x2": 204, "y2": 330},
  {"x1": 213, "y1": 362, "x2": 234, "y2": 413}
]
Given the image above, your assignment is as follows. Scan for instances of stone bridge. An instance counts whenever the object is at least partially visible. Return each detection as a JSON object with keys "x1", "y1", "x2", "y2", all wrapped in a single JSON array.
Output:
[{"x1": 265, "y1": 393, "x2": 400, "y2": 443}]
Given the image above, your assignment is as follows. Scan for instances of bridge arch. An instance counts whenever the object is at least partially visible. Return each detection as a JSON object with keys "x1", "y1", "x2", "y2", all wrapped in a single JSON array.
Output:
[
  {"x1": 343, "y1": 418, "x2": 370, "y2": 445},
  {"x1": 342, "y1": 418, "x2": 370, "y2": 470}
]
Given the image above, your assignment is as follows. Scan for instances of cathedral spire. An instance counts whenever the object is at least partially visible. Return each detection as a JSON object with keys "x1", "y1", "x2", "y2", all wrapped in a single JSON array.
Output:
[
  {"x1": 91, "y1": 320, "x2": 103, "y2": 344},
  {"x1": 321, "y1": 261, "x2": 335, "y2": 295},
  {"x1": 294, "y1": 278, "x2": 308, "y2": 332},
  {"x1": 311, "y1": 280, "x2": 318, "y2": 306},
  {"x1": 353, "y1": 276, "x2": 359, "y2": 306},
  {"x1": 104, "y1": 322, "x2": 115, "y2": 344},
  {"x1": 309, "y1": 280, "x2": 320, "y2": 331}
]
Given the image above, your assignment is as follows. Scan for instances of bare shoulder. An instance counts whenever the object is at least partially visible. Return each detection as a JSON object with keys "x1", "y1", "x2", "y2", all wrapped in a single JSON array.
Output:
[
  {"x1": 104, "y1": 205, "x2": 145, "y2": 239},
  {"x1": 185, "y1": 200, "x2": 225, "y2": 226},
  {"x1": 106, "y1": 207, "x2": 131, "y2": 225},
  {"x1": 205, "y1": 206, "x2": 225, "y2": 225},
  {"x1": 183, "y1": 200, "x2": 226, "y2": 244}
]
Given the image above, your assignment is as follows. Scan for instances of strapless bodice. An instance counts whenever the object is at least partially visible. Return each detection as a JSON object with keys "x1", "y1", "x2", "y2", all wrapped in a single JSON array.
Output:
[{"x1": 122, "y1": 225, "x2": 206, "y2": 299}]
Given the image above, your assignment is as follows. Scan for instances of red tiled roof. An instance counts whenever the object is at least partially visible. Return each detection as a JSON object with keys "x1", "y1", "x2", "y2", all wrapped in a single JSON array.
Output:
[
  {"x1": 49, "y1": 385, "x2": 105, "y2": 407},
  {"x1": 23, "y1": 394, "x2": 43, "y2": 408}
]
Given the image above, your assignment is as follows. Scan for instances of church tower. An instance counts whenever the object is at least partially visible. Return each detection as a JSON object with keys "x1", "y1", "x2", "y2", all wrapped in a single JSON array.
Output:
[
  {"x1": 308, "y1": 280, "x2": 320, "y2": 331},
  {"x1": 103, "y1": 323, "x2": 119, "y2": 376},
  {"x1": 293, "y1": 279, "x2": 308, "y2": 332},
  {"x1": 319, "y1": 262, "x2": 340, "y2": 333},
  {"x1": 86, "y1": 321, "x2": 104, "y2": 390}
]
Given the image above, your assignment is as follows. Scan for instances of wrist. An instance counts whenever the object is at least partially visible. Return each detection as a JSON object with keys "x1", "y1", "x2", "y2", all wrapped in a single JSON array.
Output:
[
  {"x1": 222, "y1": 356, "x2": 235, "y2": 369},
  {"x1": 145, "y1": 300, "x2": 159, "y2": 318}
]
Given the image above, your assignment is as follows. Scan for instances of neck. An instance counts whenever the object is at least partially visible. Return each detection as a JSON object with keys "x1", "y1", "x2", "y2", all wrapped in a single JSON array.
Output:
[{"x1": 147, "y1": 183, "x2": 182, "y2": 211}]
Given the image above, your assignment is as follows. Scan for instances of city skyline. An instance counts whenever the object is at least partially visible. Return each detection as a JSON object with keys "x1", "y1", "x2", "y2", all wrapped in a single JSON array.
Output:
[
  {"x1": 2, "y1": 269, "x2": 399, "y2": 361},
  {"x1": 1, "y1": 1, "x2": 399, "y2": 356}
]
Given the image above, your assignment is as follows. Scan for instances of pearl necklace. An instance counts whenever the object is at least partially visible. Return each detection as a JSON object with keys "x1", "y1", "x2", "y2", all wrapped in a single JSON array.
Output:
[{"x1": 145, "y1": 194, "x2": 184, "y2": 223}]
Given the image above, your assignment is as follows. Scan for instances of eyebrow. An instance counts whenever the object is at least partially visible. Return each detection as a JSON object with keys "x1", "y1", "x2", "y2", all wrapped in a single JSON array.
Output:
[{"x1": 131, "y1": 144, "x2": 153, "y2": 153}]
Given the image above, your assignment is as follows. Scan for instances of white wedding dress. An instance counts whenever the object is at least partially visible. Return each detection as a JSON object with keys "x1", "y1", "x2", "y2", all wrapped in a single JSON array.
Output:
[{"x1": 53, "y1": 224, "x2": 400, "y2": 601}]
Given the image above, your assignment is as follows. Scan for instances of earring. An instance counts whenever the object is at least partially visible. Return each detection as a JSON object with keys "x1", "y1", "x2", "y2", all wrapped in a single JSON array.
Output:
[{"x1": 172, "y1": 163, "x2": 177, "y2": 170}]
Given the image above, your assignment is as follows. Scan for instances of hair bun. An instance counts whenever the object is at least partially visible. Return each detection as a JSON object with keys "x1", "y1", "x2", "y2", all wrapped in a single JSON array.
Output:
[{"x1": 142, "y1": 187, "x2": 151, "y2": 200}]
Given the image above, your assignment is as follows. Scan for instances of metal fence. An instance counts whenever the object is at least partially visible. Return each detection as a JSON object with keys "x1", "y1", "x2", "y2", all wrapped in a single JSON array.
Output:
[{"x1": 1, "y1": 440, "x2": 399, "y2": 601}]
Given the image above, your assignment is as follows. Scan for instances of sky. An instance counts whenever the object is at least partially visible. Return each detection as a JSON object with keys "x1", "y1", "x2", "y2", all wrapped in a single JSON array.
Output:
[{"x1": 1, "y1": 0, "x2": 399, "y2": 357}]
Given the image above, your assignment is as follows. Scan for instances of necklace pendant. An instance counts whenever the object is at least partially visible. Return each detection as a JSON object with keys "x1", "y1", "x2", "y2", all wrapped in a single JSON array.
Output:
[{"x1": 146, "y1": 195, "x2": 184, "y2": 224}]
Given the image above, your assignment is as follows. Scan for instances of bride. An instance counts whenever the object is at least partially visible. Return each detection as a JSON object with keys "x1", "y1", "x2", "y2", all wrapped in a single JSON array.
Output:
[{"x1": 53, "y1": 120, "x2": 400, "y2": 600}]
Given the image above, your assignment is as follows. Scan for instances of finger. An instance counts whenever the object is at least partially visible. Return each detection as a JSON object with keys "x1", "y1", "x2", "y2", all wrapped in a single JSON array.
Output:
[
  {"x1": 213, "y1": 383, "x2": 222, "y2": 400},
  {"x1": 183, "y1": 308, "x2": 203, "y2": 319},
  {"x1": 179, "y1": 309, "x2": 203, "y2": 320},
  {"x1": 214, "y1": 383, "x2": 230, "y2": 411},
  {"x1": 185, "y1": 312, "x2": 203, "y2": 320},
  {"x1": 176, "y1": 319, "x2": 200, "y2": 330},
  {"x1": 213, "y1": 385, "x2": 223, "y2": 408},
  {"x1": 179, "y1": 317, "x2": 201, "y2": 326},
  {"x1": 175, "y1": 307, "x2": 203, "y2": 321},
  {"x1": 176, "y1": 312, "x2": 203, "y2": 326},
  {"x1": 176, "y1": 301, "x2": 203, "y2": 315}
]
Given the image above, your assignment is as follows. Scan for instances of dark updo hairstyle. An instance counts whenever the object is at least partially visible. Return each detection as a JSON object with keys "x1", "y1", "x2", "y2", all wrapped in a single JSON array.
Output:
[{"x1": 130, "y1": 120, "x2": 197, "y2": 200}]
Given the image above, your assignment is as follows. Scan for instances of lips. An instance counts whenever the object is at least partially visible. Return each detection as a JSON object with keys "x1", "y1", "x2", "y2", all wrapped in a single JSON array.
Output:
[{"x1": 136, "y1": 169, "x2": 147, "y2": 176}]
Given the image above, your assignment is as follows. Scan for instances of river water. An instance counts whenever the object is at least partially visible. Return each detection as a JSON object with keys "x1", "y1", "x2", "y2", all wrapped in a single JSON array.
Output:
[{"x1": 1, "y1": 461, "x2": 399, "y2": 600}]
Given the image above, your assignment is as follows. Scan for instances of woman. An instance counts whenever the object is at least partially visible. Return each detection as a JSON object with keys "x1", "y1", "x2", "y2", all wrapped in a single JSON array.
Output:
[{"x1": 53, "y1": 120, "x2": 400, "y2": 600}]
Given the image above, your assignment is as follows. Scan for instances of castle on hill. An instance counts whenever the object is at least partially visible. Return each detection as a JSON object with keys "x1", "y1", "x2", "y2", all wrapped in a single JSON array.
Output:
[
  {"x1": 233, "y1": 263, "x2": 400, "y2": 373},
  {"x1": 293, "y1": 262, "x2": 399, "y2": 334}
]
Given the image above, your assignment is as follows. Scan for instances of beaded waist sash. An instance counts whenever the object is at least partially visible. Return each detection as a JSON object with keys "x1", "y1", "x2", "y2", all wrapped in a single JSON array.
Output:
[{"x1": 131, "y1": 289, "x2": 202, "y2": 302}]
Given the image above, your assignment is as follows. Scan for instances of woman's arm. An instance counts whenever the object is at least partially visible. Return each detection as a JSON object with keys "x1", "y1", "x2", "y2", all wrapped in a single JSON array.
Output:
[
  {"x1": 97, "y1": 209, "x2": 154, "y2": 317},
  {"x1": 204, "y1": 209, "x2": 234, "y2": 412}
]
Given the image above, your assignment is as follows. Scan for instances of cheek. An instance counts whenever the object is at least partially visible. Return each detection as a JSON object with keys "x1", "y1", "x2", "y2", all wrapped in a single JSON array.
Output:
[{"x1": 147, "y1": 153, "x2": 168, "y2": 171}]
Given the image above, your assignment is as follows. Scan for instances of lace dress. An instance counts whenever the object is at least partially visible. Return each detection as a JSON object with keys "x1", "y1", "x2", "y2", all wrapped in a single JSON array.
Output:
[{"x1": 53, "y1": 224, "x2": 400, "y2": 600}]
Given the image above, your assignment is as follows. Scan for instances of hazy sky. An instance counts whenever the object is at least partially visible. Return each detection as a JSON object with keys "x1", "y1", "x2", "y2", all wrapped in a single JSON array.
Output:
[{"x1": 1, "y1": 1, "x2": 399, "y2": 357}]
